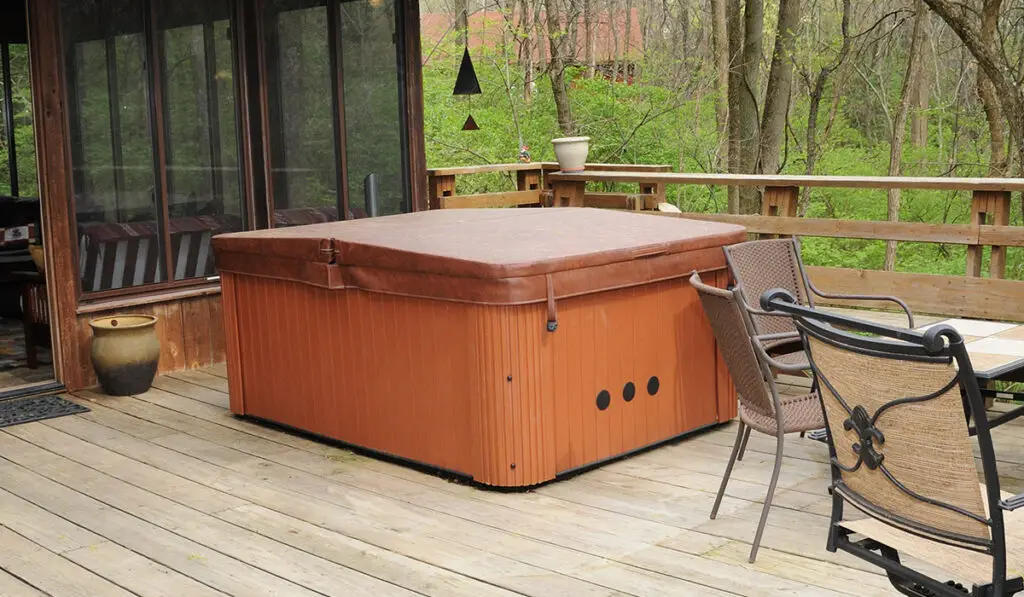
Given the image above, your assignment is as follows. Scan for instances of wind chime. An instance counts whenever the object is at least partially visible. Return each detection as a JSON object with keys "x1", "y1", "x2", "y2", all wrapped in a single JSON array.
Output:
[{"x1": 452, "y1": 24, "x2": 481, "y2": 131}]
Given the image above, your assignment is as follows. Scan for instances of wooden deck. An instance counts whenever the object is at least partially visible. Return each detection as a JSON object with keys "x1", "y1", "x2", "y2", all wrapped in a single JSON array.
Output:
[{"x1": 0, "y1": 360, "x2": 1021, "y2": 596}]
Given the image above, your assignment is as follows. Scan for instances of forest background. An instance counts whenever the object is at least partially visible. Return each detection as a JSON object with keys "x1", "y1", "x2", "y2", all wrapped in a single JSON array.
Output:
[{"x1": 421, "y1": 0, "x2": 1024, "y2": 277}]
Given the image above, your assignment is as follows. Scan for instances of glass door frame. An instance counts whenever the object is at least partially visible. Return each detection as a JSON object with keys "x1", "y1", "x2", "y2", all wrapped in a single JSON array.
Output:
[{"x1": 255, "y1": 0, "x2": 413, "y2": 225}]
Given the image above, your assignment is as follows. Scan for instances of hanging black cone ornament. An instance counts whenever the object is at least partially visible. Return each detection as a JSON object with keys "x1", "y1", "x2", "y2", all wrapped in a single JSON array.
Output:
[
  {"x1": 453, "y1": 47, "x2": 482, "y2": 95},
  {"x1": 462, "y1": 114, "x2": 479, "y2": 130}
]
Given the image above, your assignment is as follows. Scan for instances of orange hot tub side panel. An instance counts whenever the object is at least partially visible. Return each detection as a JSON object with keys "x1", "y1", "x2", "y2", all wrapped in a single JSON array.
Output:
[{"x1": 221, "y1": 267, "x2": 736, "y2": 487}]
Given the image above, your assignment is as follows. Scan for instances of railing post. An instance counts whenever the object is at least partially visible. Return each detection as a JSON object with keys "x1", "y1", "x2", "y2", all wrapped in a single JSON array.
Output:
[
  {"x1": 968, "y1": 190, "x2": 1011, "y2": 278},
  {"x1": 639, "y1": 181, "x2": 665, "y2": 208},
  {"x1": 428, "y1": 174, "x2": 456, "y2": 210},
  {"x1": 551, "y1": 180, "x2": 586, "y2": 207},
  {"x1": 517, "y1": 167, "x2": 542, "y2": 192},
  {"x1": 760, "y1": 186, "x2": 799, "y2": 238}
]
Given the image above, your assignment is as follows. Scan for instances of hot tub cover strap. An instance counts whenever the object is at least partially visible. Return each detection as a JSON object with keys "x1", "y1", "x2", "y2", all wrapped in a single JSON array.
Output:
[{"x1": 546, "y1": 274, "x2": 558, "y2": 332}]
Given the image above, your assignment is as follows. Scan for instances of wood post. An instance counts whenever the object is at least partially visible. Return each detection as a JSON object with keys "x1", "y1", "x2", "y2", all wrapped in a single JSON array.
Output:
[
  {"x1": 967, "y1": 190, "x2": 1011, "y2": 278},
  {"x1": 551, "y1": 180, "x2": 586, "y2": 207},
  {"x1": 517, "y1": 168, "x2": 542, "y2": 192},
  {"x1": 639, "y1": 181, "x2": 666, "y2": 206},
  {"x1": 427, "y1": 174, "x2": 456, "y2": 210},
  {"x1": 760, "y1": 186, "x2": 800, "y2": 239}
]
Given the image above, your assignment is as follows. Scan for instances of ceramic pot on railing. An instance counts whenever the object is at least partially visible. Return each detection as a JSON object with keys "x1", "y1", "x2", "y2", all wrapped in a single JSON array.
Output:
[
  {"x1": 552, "y1": 137, "x2": 590, "y2": 172},
  {"x1": 89, "y1": 314, "x2": 160, "y2": 396}
]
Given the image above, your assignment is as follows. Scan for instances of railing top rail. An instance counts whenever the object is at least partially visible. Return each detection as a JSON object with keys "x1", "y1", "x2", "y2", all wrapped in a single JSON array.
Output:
[
  {"x1": 427, "y1": 162, "x2": 674, "y2": 177},
  {"x1": 539, "y1": 163, "x2": 674, "y2": 173},
  {"x1": 545, "y1": 170, "x2": 1024, "y2": 192},
  {"x1": 427, "y1": 163, "x2": 542, "y2": 176}
]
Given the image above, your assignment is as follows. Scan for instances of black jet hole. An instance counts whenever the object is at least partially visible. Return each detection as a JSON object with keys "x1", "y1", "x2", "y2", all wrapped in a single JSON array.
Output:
[
  {"x1": 596, "y1": 390, "x2": 611, "y2": 411},
  {"x1": 647, "y1": 376, "x2": 660, "y2": 396},
  {"x1": 623, "y1": 382, "x2": 636, "y2": 402}
]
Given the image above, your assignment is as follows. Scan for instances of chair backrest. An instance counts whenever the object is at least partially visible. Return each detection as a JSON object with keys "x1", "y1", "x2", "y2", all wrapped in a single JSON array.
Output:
[
  {"x1": 763, "y1": 291, "x2": 1002, "y2": 553},
  {"x1": 724, "y1": 238, "x2": 810, "y2": 336},
  {"x1": 689, "y1": 272, "x2": 777, "y2": 419}
]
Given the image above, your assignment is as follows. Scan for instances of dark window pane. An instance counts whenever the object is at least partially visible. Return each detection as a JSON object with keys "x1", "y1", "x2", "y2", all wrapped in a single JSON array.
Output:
[
  {"x1": 8, "y1": 45, "x2": 37, "y2": 198},
  {"x1": 340, "y1": 0, "x2": 407, "y2": 217},
  {"x1": 157, "y1": 0, "x2": 244, "y2": 280},
  {"x1": 0, "y1": 47, "x2": 8, "y2": 197},
  {"x1": 265, "y1": 0, "x2": 340, "y2": 227},
  {"x1": 60, "y1": 0, "x2": 164, "y2": 292}
]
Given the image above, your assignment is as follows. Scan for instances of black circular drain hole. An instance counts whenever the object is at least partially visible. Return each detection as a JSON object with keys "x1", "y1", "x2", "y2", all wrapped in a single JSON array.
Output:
[
  {"x1": 647, "y1": 376, "x2": 660, "y2": 396},
  {"x1": 623, "y1": 382, "x2": 636, "y2": 402},
  {"x1": 596, "y1": 390, "x2": 611, "y2": 411}
]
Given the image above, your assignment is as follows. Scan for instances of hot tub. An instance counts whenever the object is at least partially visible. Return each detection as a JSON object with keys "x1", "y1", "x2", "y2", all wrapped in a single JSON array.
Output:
[{"x1": 213, "y1": 208, "x2": 745, "y2": 487}]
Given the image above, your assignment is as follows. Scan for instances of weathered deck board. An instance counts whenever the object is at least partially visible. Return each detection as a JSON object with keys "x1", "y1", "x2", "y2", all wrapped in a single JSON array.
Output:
[
  {"x1": 0, "y1": 569, "x2": 49, "y2": 597},
  {"x1": 0, "y1": 363, "x2": 1020, "y2": 596}
]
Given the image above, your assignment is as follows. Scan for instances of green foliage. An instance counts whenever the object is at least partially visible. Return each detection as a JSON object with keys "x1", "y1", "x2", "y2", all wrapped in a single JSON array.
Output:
[
  {"x1": 424, "y1": 38, "x2": 1023, "y2": 280},
  {"x1": 0, "y1": 44, "x2": 36, "y2": 198}
]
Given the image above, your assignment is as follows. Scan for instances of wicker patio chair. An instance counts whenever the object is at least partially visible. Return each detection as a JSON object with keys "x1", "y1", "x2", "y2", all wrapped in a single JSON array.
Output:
[
  {"x1": 762, "y1": 289, "x2": 1024, "y2": 597},
  {"x1": 723, "y1": 237, "x2": 915, "y2": 363},
  {"x1": 689, "y1": 272, "x2": 825, "y2": 563}
]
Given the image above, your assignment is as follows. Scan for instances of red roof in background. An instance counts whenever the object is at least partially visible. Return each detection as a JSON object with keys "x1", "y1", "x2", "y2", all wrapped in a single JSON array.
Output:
[{"x1": 420, "y1": 9, "x2": 644, "y2": 64}]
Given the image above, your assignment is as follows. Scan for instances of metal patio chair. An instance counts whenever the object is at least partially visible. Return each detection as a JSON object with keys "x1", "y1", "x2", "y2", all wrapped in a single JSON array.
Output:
[
  {"x1": 689, "y1": 272, "x2": 825, "y2": 563},
  {"x1": 763, "y1": 289, "x2": 1024, "y2": 597},
  {"x1": 723, "y1": 237, "x2": 915, "y2": 364}
]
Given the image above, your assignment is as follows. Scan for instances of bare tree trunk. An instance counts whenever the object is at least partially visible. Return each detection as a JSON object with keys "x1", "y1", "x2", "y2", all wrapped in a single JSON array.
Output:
[
  {"x1": 884, "y1": 0, "x2": 927, "y2": 272},
  {"x1": 567, "y1": 0, "x2": 580, "y2": 61},
  {"x1": 664, "y1": 0, "x2": 687, "y2": 83},
  {"x1": 726, "y1": 0, "x2": 743, "y2": 213},
  {"x1": 623, "y1": 0, "x2": 633, "y2": 80},
  {"x1": 584, "y1": 0, "x2": 596, "y2": 77},
  {"x1": 801, "y1": 0, "x2": 851, "y2": 214},
  {"x1": 738, "y1": 0, "x2": 763, "y2": 214},
  {"x1": 546, "y1": 0, "x2": 576, "y2": 134},
  {"x1": 455, "y1": 0, "x2": 469, "y2": 45},
  {"x1": 756, "y1": 0, "x2": 800, "y2": 176},
  {"x1": 923, "y1": 0, "x2": 1024, "y2": 179},
  {"x1": 910, "y1": 20, "x2": 931, "y2": 148},
  {"x1": 978, "y1": 0, "x2": 1006, "y2": 174},
  {"x1": 611, "y1": 0, "x2": 621, "y2": 81},
  {"x1": 710, "y1": 0, "x2": 729, "y2": 166},
  {"x1": 521, "y1": 0, "x2": 535, "y2": 101}
]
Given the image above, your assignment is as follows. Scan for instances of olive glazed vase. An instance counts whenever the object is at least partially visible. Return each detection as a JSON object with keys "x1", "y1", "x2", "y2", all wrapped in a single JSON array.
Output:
[{"x1": 89, "y1": 314, "x2": 160, "y2": 396}]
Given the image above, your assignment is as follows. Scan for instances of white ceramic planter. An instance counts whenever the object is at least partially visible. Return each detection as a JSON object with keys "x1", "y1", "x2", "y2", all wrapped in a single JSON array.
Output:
[{"x1": 552, "y1": 137, "x2": 590, "y2": 172}]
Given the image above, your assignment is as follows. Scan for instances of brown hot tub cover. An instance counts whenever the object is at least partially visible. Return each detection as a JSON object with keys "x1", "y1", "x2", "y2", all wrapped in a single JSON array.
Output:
[
  {"x1": 213, "y1": 208, "x2": 746, "y2": 307},
  {"x1": 213, "y1": 208, "x2": 746, "y2": 487}
]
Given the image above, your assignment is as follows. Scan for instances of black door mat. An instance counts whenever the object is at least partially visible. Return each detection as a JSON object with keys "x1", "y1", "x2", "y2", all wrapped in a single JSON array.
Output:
[{"x1": 0, "y1": 394, "x2": 89, "y2": 429}]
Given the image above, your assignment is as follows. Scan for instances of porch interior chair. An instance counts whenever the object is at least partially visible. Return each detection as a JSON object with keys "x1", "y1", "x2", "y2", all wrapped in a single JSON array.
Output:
[
  {"x1": 688, "y1": 272, "x2": 825, "y2": 563},
  {"x1": 723, "y1": 237, "x2": 915, "y2": 367},
  {"x1": 762, "y1": 289, "x2": 1024, "y2": 597}
]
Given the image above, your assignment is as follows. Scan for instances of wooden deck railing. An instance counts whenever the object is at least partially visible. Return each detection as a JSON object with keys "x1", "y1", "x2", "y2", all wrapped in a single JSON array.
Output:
[
  {"x1": 426, "y1": 162, "x2": 672, "y2": 210},
  {"x1": 427, "y1": 163, "x2": 1024, "y2": 321}
]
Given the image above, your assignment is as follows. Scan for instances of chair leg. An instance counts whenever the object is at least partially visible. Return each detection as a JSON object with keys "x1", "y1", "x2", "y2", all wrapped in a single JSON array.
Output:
[
  {"x1": 711, "y1": 421, "x2": 745, "y2": 520},
  {"x1": 737, "y1": 424, "x2": 752, "y2": 461},
  {"x1": 748, "y1": 429, "x2": 785, "y2": 563}
]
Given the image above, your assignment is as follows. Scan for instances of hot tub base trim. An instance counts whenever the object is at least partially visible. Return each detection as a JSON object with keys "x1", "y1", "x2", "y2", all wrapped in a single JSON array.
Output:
[{"x1": 234, "y1": 411, "x2": 734, "y2": 491}]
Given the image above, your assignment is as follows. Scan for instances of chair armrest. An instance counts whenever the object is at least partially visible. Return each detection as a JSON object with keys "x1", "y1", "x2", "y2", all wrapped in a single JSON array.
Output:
[
  {"x1": 999, "y1": 493, "x2": 1024, "y2": 512},
  {"x1": 744, "y1": 305, "x2": 799, "y2": 319},
  {"x1": 754, "y1": 332, "x2": 801, "y2": 343},
  {"x1": 806, "y1": 279, "x2": 915, "y2": 328},
  {"x1": 753, "y1": 340, "x2": 808, "y2": 373}
]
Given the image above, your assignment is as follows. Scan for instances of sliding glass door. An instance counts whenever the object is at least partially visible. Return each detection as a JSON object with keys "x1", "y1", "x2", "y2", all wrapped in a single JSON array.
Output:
[
  {"x1": 262, "y1": 0, "x2": 409, "y2": 227},
  {"x1": 59, "y1": 0, "x2": 245, "y2": 294}
]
